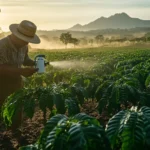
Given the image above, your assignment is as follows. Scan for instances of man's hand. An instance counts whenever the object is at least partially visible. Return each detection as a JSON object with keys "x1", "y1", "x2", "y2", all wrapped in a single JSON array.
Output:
[
  {"x1": 21, "y1": 68, "x2": 38, "y2": 77},
  {"x1": 0, "y1": 65, "x2": 38, "y2": 77}
]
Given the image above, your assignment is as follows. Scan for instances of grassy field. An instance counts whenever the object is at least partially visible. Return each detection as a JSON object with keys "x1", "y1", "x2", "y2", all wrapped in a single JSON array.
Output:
[{"x1": 29, "y1": 45, "x2": 150, "y2": 61}]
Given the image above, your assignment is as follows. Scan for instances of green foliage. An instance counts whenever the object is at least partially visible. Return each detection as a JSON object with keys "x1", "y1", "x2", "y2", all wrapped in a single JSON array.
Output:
[
  {"x1": 95, "y1": 34, "x2": 104, "y2": 44},
  {"x1": 70, "y1": 38, "x2": 80, "y2": 46},
  {"x1": 59, "y1": 32, "x2": 80, "y2": 48},
  {"x1": 19, "y1": 106, "x2": 150, "y2": 150},
  {"x1": 38, "y1": 114, "x2": 67, "y2": 149},
  {"x1": 65, "y1": 98, "x2": 80, "y2": 116},
  {"x1": 106, "y1": 106, "x2": 150, "y2": 150},
  {"x1": 4, "y1": 47, "x2": 150, "y2": 129},
  {"x1": 4, "y1": 47, "x2": 150, "y2": 149},
  {"x1": 60, "y1": 32, "x2": 72, "y2": 46},
  {"x1": 19, "y1": 144, "x2": 38, "y2": 150},
  {"x1": 2, "y1": 89, "x2": 28, "y2": 126},
  {"x1": 2, "y1": 84, "x2": 83, "y2": 127},
  {"x1": 95, "y1": 55, "x2": 150, "y2": 115},
  {"x1": 2, "y1": 86, "x2": 67, "y2": 126},
  {"x1": 145, "y1": 74, "x2": 150, "y2": 89},
  {"x1": 70, "y1": 83, "x2": 87, "y2": 105},
  {"x1": 96, "y1": 77, "x2": 141, "y2": 114},
  {"x1": 22, "y1": 113, "x2": 111, "y2": 150},
  {"x1": 53, "y1": 93, "x2": 66, "y2": 114}
]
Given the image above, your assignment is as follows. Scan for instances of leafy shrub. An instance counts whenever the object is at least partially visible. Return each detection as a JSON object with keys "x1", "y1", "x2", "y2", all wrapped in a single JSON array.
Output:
[
  {"x1": 2, "y1": 85, "x2": 80, "y2": 127},
  {"x1": 106, "y1": 106, "x2": 150, "y2": 150},
  {"x1": 20, "y1": 113, "x2": 111, "y2": 150}
]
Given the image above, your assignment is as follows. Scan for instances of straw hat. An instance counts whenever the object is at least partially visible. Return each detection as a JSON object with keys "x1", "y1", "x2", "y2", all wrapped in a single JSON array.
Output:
[{"x1": 9, "y1": 20, "x2": 40, "y2": 44}]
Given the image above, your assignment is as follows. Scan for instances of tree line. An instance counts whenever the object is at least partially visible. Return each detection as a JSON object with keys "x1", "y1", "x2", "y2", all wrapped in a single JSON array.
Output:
[
  {"x1": 60, "y1": 31, "x2": 150, "y2": 48},
  {"x1": 60, "y1": 32, "x2": 105, "y2": 48}
]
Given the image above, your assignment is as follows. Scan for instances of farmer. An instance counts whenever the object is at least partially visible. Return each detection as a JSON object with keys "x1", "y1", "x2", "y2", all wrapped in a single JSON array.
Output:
[{"x1": 0, "y1": 20, "x2": 40, "y2": 108}]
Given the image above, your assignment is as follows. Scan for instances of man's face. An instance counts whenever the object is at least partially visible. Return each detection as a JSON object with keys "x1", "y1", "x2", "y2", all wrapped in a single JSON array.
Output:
[
  {"x1": 11, "y1": 34, "x2": 29, "y2": 48},
  {"x1": 17, "y1": 38, "x2": 29, "y2": 48}
]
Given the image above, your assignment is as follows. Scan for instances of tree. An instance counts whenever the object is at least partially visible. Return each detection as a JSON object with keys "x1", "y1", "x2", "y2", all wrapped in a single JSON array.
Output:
[
  {"x1": 95, "y1": 34, "x2": 104, "y2": 46},
  {"x1": 144, "y1": 32, "x2": 150, "y2": 42},
  {"x1": 70, "y1": 38, "x2": 80, "y2": 48},
  {"x1": 60, "y1": 32, "x2": 72, "y2": 48},
  {"x1": 79, "y1": 37, "x2": 88, "y2": 46},
  {"x1": 89, "y1": 39, "x2": 94, "y2": 47}
]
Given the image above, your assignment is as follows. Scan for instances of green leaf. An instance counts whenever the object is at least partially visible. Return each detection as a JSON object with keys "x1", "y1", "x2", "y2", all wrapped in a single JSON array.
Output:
[
  {"x1": 19, "y1": 144, "x2": 38, "y2": 150},
  {"x1": 106, "y1": 110, "x2": 127, "y2": 149},
  {"x1": 38, "y1": 114, "x2": 67, "y2": 149},
  {"x1": 65, "y1": 98, "x2": 80, "y2": 117},
  {"x1": 54, "y1": 94, "x2": 66, "y2": 114}
]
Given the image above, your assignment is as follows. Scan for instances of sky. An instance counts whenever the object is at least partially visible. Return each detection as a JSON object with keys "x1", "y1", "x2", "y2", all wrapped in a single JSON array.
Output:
[{"x1": 0, "y1": 0, "x2": 150, "y2": 31}]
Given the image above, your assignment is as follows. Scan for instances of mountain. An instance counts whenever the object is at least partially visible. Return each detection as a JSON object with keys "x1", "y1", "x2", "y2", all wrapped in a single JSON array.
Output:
[
  {"x1": 69, "y1": 13, "x2": 150, "y2": 31},
  {"x1": 70, "y1": 24, "x2": 83, "y2": 30}
]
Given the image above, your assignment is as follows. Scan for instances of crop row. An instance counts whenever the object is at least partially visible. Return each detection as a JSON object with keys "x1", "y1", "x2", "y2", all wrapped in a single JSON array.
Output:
[{"x1": 2, "y1": 47, "x2": 150, "y2": 149}]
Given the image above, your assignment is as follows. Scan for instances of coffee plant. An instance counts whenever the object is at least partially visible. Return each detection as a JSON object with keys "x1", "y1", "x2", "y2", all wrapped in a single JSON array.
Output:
[
  {"x1": 20, "y1": 113, "x2": 111, "y2": 150},
  {"x1": 106, "y1": 106, "x2": 150, "y2": 150}
]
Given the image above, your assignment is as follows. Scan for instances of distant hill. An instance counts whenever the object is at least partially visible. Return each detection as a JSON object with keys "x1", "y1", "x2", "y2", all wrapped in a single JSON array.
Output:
[
  {"x1": 69, "y1": 13, "x2": 150, "y2": 31},
  {"x1": 3, "y1": 27, "x2": 150, "y2": 40},
  {"x1": 36, "y1": 27, "x2": 150, "y2": 39}
]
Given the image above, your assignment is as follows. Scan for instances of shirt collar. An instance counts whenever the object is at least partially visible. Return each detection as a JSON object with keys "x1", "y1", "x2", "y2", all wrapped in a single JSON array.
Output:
[{"x1": 7, "y1": 35, "x2": 20, "y2": 52}]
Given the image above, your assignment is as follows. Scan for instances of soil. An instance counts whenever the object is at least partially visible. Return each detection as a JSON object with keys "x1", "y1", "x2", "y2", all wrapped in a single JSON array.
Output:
[
  {"x1": 0, "y1": 100, "x2": 109, "y2": 150},
  {"x1": 0, "y1": 109, "x2": 44, "y2": 150}
]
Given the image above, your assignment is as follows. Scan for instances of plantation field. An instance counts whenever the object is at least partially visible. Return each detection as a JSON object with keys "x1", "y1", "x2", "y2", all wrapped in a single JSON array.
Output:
[{"x1": 1, "y1": 45, "x2": 150, "y2": 150}]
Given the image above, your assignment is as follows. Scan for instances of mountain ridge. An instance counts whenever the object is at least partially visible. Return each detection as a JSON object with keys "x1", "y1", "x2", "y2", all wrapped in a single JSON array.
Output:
[{"x1": 69, "y1": 13, "x2": 150, "y2": 31}]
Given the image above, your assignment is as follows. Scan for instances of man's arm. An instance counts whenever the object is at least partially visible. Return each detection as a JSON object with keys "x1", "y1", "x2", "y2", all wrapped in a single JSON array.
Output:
[
  {"x1": 0, "y1": 64, "x2": 38, "y2": 77},
  {"x1": 0, "y1": 47, "x2": 37, "y2": 77}
]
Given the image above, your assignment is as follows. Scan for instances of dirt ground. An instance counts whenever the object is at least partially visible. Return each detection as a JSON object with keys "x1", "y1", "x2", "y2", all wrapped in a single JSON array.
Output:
[{"x1": 0, "y1": 100, "x2": 109, "y2": 150}]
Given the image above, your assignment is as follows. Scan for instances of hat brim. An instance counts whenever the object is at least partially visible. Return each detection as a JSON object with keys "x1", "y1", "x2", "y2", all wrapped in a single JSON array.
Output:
[{"x1": 9, "y1": 24, "x2": 40, "y2": 44}]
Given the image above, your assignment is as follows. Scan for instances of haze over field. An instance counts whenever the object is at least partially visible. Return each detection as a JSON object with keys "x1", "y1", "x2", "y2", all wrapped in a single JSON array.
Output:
[{"x1": 1, "y1": 0, "x2": 150, "y2": 31}]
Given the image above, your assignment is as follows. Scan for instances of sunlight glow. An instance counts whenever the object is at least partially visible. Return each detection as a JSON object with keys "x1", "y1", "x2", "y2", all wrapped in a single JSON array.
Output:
[{"x1": 0, "y1": 0, "x2": 150, "y2": 31}]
